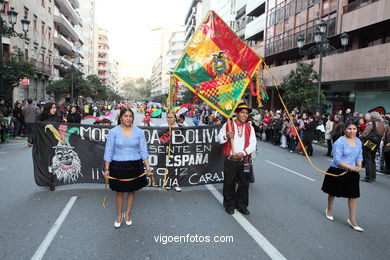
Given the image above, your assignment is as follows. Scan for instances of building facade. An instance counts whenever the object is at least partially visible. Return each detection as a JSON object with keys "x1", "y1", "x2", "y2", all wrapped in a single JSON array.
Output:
[
  {"x1": 211, "y1": 0, "x2": 237, "y2": 30},
  {"x1": 184, "y1": 0, "x2": 212, "y2": 43},
  {"x1": 263, "y1": 0, "x2": 390, "y2": 113},
  {"x1": 79, "y1": 0, "x2": 96, "y2": 76},
  {"x1": 95, "y1": 27, "x2": 110, "y2": 87},
  {"x1": 151, "y1": 55, "x2": 163, "y2": 97},
  {"x1": 235, "y1": 0, "x2": 266, "y2": 54},
  {"x1": 52, "y1": 0, "x2": 84, "y2": 85},
  {"x1": 6, "y1": 0, "x2": 55, "y2": 103}
]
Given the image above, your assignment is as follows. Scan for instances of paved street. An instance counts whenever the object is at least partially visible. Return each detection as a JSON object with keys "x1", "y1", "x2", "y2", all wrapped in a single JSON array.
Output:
[{"x1": 0, "y1": 112, "x2": 389, "y2": 260}]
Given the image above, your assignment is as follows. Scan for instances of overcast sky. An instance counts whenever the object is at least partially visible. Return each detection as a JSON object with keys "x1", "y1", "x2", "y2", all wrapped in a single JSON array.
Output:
[{"x1": 95, "y1": 0, "x2": 193, "y2": 79}]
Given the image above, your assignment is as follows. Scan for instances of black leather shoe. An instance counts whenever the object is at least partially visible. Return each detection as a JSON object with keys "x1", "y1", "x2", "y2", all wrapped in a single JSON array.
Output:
[
  {"x1": 238, "y1": 208, "x2": 250, "y2": 215},
  {"x1": 361, "y1": 178, "x2": 371, "y2": 183},
  {"x1": 225, "y1": 208, "x2": 234, "y2": 215}
]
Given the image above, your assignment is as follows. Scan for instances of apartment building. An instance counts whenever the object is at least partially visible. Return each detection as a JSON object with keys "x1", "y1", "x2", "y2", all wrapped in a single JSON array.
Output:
[
  {"x1": 95, "y1": 27, "x2": 110, "y2": 87},
  {"x1": 79, "y1": 0, "x2": 96, "y2": 76},
  {"x1": 52, "y1": 0, "x2": 84, "y2": 84},
  {"x1": 263, "y1": 0, "x2": 390, "y2": 113},
  {"x1": 109, "y1": 59, "x2": 120, "y2": 93},
  {"x1": 6, "y1": 0, "x2": 55, "y2": 102},
  {"x1": 211, "y1": 0, "x2": 237, "y2": 30},
  {"x1": 184, "y1": 0, "x2": 212, "y2": 43},
  {"x1": 234, "y1": 0, "x2": 267, "y2": 56},
  {"x1": 151, "y1": 56, "x2": 163, "y2": 96}
]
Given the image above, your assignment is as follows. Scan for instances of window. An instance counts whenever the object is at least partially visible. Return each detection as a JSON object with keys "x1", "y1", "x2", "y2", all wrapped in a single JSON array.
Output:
[
  {"x1": 41, "y1": 0, "x2": 45, "y2": 7},
  {"x1": 25, "y1": 49, "x2": 29, "y2": 60},
  {"x1": 308, "y1": 4, "x2": 320, "y2": 21},
  {"x1": 48, "y1": 7, "x2": 51, "y2": 14},
  {"x1": 24, "y1": 7, "x2": 29, "y2": 18},
  {"x1": 296, "y1": 0, "x2": 302, "y2": 13},
  {"x1": 41, "y1": 21, "x2": 45, "y2": 36},
  {"x1": 322, "y1": 0, "x2": 330, "y2": 14},
  {"x1": 48, "y1": 27, "x2": 52, "y2": 39},
  {"x1": 296, "y1": 11, "x2": 306, "y2": 26},
  {"x1": 33, "y1": 15, "x2": 38, "y2": 31},
  {"x1": 301, "y1": 0, "x2": 308, "y2": 10},
  {"x1": 1, "y1": 1, "x2": 9, "y2": 14}
]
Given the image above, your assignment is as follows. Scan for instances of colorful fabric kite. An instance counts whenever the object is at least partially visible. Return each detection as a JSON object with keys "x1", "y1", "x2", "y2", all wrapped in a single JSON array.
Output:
[{"x1": 172, "y1": 10, "x2": 263, "y2": 118}]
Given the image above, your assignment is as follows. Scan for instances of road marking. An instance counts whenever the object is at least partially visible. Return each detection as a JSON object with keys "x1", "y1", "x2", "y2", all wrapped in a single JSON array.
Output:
[
  {"x1": 265, "y1": 160, "x2": 316, "y2": 182},
  {"x1": 0, "y1": 152, "x2": 5, "y2": 155},
  {"x1": 31, "y1": 196, "x2": 78, "y2": 260},
  {"x1": 326, "y1": 158, "x2": 332, "y2": 162},
  {"x1": 206, "y1": 185, "x2": 287, "y2": 260}
]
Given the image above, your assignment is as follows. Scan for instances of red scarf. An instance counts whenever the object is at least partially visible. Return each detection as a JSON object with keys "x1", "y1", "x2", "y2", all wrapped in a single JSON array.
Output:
[{"x1": 222, "y1": 120, "x2": 251, "y2": 156}]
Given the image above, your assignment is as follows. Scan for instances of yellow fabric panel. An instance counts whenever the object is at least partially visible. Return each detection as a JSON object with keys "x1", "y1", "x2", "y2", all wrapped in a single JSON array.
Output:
[{"x1": 186, "y1": 30, "x2": 243, "y2": 76}]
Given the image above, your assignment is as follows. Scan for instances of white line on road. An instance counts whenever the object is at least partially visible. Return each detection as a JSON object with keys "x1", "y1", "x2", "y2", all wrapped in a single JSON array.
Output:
[
  {"x1": 206, "y1": 185, "x2": 287, "y2": 260},
  {"x1": 326, "y1": 158, "x2": 332, "y2": 162},
  {"x1": 265, "y1": 160, "x2": 316, "y2": 182},
  {"x1": 31, "y1": 196, "x2": 78, "y2": 260}
]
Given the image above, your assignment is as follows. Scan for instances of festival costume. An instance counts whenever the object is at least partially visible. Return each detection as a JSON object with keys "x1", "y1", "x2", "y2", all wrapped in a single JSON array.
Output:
[
  {"x1": 104, "y1": 125, "x2": 149, "y2": 192},
  {"x1": 321, "y1": 136, "x2": 363, "y2": 198},
  {"x1": 218, "y1": 119, "x2": 256, "y2": 211}
]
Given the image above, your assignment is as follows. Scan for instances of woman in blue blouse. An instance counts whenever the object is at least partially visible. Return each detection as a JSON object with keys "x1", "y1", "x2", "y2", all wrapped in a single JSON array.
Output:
[
  {"x1": 104, "y1": 108, "x2": 151, "y2": 228},
  {"x1": 322, "y1": 121, "x2": 364, "y2": 232}
]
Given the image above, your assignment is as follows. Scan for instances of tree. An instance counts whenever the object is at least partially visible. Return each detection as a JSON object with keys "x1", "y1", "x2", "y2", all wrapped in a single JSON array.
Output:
[
  {"x1": 46, "y1": 71, "x2": 89, "y2": 102},
  {"x1": 2, "y1": 47, "x2": 35, "y2": 102},
  {"x1": 86, "y1": 75, "x2": 107, "y2": 101},
  {"x1": 178, "y1": 87, "x2": 194, "y2": 104},
  {"x1": 122, "y1": 78, "x2": 152, "y2": 101},
  {"x1": 279, "y1": 61, "x2": 323, "y2": 111}
]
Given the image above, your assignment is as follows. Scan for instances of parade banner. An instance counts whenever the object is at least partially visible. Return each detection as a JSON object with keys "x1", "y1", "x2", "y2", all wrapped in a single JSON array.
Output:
[
  {"x1": 32, "y1": 122, "x2": 224, "y2": 188},
  {"x1": 172, "y1": 10, "x2": 263, "y2": 118}
]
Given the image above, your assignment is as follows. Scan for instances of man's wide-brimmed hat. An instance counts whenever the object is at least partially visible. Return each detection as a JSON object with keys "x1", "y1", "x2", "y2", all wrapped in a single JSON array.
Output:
[{"x1": 235, "y1": 103, "x2": 252, "y2": 113}]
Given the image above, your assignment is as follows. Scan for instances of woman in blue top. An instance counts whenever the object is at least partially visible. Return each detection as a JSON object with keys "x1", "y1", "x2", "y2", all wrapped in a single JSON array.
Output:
[
  {"x1": 321, "y1": 121, "x2": 364, "y2": 232},
  {"x1": 104, "y1": 108, "x2": 151, "y2": 228}
]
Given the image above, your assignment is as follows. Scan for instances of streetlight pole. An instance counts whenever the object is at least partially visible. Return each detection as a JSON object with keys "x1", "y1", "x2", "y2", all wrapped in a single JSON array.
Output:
[
  {"x1": 62, "y1": 56, "x2": 83, "y2": 104},
  {"x1": 296, "y1": 21, "x2": 349, "y2": 113},
  {"x1": 0, "y1": 0, "x2": 30, "y2": 100}
]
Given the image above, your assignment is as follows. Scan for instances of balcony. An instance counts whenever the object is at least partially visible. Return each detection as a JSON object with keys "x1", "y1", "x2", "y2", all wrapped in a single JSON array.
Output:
[
  {"x1": 54, "y1": 10, "x2": 82, "y2": 43},
  {"x1": 54, "y1": 0, "x2": 81, "y2": 26},
  {"x1": 98, "y1": 48, "x2": 109, "y2": 54},
  {"x1": 246, "y1": 0, "x2": 265, "y2": 16},
  {"x1": 68, "y1": 0, "x2": 80, "y2": 9},
  {"x1": 30, "y1": 58, "x2": 52, "y2": 75},
  {"x1": 342, "y1": 0, "x2": 390, "y2": 32},
  {"x1": 97, "y1": 66, "x2": 108, "y2": 71},
  {"x1": 54, "y1": 34, "x2": 75, "y2": 56},
  {"x1": 53, "y1": 56, "x2": 83, "y2": 73},
  {"x1": 97, "y1": 57, "x2": 108, "y2": 63},
  {"x1": 265, "y1": 42, "x2": 390, "y2": 85},
  {"x1": 245, "y1": 14, "x2": 265, "y2": 40}
]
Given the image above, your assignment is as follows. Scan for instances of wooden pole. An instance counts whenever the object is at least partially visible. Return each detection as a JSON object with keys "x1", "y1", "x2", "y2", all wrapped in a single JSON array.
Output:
[{"x1": 227, "y1": 117, "x2": 235, "y2": 155}]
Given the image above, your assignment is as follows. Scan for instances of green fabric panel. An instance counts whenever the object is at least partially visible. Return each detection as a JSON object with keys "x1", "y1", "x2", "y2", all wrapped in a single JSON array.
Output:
[{"x1": 174, "y1": 53, "x2": 214, "y2": 87}]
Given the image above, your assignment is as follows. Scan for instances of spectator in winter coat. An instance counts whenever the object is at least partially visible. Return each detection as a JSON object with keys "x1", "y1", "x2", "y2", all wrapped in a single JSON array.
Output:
[
  {"x1": 67, "y1": 106, "x2": 82, "y2": 124},
  {"x1": 331, "y1": 115, "x2": 343, "y2": 142},
  {"x1": 22, "y1": 99, "x2": 39, "y2": 147},
  {"x1": 325, "y1": 114, "x2": 334, "y2": 156}
]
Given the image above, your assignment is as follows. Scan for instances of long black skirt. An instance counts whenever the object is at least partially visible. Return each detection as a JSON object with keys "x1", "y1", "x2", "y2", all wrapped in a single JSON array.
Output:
[
  {"x1": 321, "y1": 166, "x2": 360, "y2": 198},
  {"x1": 109, "y1": 160, "x2": 147, "y2": 192}
]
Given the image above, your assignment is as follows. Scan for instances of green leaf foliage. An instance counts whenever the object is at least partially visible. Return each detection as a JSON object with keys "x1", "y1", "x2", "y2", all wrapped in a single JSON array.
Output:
[
  {"x1": 2, "y1": 47, "x2": 36, "y2": 100},
  {"x1": 279, "y1": 61, "x2": 323, "y2": 111}
]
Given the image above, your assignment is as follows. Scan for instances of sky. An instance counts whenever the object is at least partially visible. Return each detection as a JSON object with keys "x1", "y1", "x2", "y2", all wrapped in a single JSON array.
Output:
[{"x1": 95, "y1": 0, "x2": 193, "y2": 79}]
